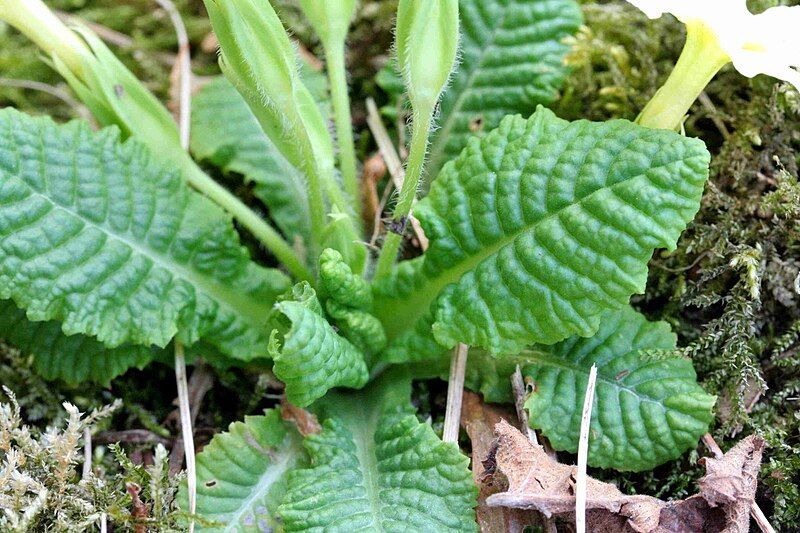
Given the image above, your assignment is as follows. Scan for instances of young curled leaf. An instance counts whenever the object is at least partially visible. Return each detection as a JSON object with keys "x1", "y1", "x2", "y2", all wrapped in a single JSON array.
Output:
[
  {"x1": 269, "y1": 283, "x2": 369, "y2": 408},
  {"x1": 325, "y1": 300, "x2": 387, "y2": 356},
  {"x1": 318, "y1": 248, "x2": 371, "y2": 309},
  {"x1": 318, "y1": 249, "x2": 386, "y2": 356}
]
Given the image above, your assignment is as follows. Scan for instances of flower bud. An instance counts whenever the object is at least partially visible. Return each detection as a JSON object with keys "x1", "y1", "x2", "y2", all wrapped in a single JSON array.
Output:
[
  {"x1": 0, "y1": 0, "x2": 89, "y2": 78},
  {"x1": 203, "y1": 0, "x2": 334, "y2": 176},
  {"x1": 298, "y1": 0, "x2": 357, "y2": 46},
  {"x1": 395, "y1": 0, "x2": 459, "y2": 113},
  {"x1": 0, "y1": 0, "x2": 181, "y2": 159}
]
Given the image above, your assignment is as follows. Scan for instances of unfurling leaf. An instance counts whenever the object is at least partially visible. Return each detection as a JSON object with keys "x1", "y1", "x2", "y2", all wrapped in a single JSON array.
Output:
[
  {"x1": 375, "y1": 108, "x2": 710, "y2": 361},
  {"x1": 318, "y1": 249, "x2": 386, "y2": 355},
  {"x1": 426, "y1": 0, "x2": 583, "y2": 181},
  {"x1": 269, "y1": 283, "x2": 369, "y2": 407},
  {"x1": 0, "y1": 109, "x2": 290, "y2": 359},
  {"x1": 523, "y1": 307, "x2": 715, "y2": 471},
  {"x1": 485, "y1": 421, "x2": 764, "y2": 533},
  {"x1": 187, "y1": 409, "x2": 307, "y2": 531},
  {"x1": 279, "y1": 373, "x2": 478, "y2": 532}
]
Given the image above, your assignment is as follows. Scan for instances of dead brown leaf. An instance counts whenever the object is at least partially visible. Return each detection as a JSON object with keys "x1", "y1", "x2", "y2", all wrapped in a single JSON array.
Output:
[
  {"x1": 484, "y1": 421, "x2": 764, "y2": 533},
  {"x1": 280, "y1": 401, "x2": 322, "y2": 437},
  {"x1": 460, "y1": 392, "x2": 543, "y2": 533}
]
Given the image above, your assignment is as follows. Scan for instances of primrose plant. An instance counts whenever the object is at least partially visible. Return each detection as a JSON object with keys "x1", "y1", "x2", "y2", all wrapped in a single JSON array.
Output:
[{"x1": 0, "y1": 0, "x2": 796, "y2": 529}]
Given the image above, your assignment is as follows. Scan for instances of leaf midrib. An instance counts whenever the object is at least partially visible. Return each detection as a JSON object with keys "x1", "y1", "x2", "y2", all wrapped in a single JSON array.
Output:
[
  {"x1": 223, "y1": 431, "x2": 302, "y2": 532},
  {"x1": 380, "y1": 157, "x2": 688, "y2": 341},
  {"x1": 525, "y1": 350, "x2": 691, "y2": 407},
  {"x1": 339, "y1": 394, "x2": 386, "y2": 532},
  {"x1": 23, "y1": 180, "x2": 270, "y2": 332}
]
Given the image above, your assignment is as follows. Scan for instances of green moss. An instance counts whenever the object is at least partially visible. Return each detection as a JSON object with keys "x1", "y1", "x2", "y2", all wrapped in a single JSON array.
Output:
[{"x1": 557, "y1": 2, "x2": 800, "y2": 528}]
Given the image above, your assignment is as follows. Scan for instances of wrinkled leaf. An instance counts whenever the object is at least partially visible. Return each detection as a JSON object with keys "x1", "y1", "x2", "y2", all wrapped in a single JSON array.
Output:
[
  {"x1": 269, "y1": 283, "x2": 369, "y2": 407},
  {"x1": 524, "y1": 307, "x2": 715, "y2": 471},
  {"x1": 318, "y1": 249, "x2": 385, "y2": 356},
  {"x1": 0, "y1": 299, "x2": 157, "y2": 386},
  {"x1": 426, "y1": 0, "x2": 583, "y2": 181},
  {"x1": 278, "y1": 373, "x2": 478, "y2": 531},
  {"x1": 376, "y1": 108, "x2": 710, "y2": 360},
  {"x1": 0, "y1": 109, "x2": 290, "y2": 359},
  {"x1": 188, "y1": 409, "x2": 306, "y2": 531}
]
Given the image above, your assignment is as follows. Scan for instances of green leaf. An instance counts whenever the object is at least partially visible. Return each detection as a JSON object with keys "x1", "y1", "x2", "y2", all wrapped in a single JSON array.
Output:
[
  {"x1": 0, "y1": 299, "x2": 157, "y2": 386},
  {"x1": 0, "y1": 109, "x2": 291, "y2": 359},
  {"x1": 523, "y1": 307, "x2": 716, "y2": 471},
  {"x1": 376, "y1": 108, "x2": 710, "y2": 360},
  {"x1": 189, "y1": 409, "x2": 307, "y2": 531},
  {"x1": 278, "y1": 373, "x2": 478, "y2": 532},
  {"x1": 270, "y1": 283, "x2": 369, "y2": 407},
  {"x1": 318, "y1": 248, "x2": 371, "y2": 310},
  {"x1": 318, "y1": 249, "x2": 385, "y2": 355},
  {"x1": 191, "y1": 77, "x2": 311, "y2": 245},
  {"x1": 426, "y1": 0, "x2": 583, "y2": 181}
]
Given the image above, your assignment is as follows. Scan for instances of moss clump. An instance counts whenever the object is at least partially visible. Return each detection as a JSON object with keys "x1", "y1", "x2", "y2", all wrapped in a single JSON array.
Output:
[
  {"x1": 0, "y1": 388, "x2": 188, "y2": 531},
  {"x1": 558, "y1": 1, "x2": 800, "y2": 528}
]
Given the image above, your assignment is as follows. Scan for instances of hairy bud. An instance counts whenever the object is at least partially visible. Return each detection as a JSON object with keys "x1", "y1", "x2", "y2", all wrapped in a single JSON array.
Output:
[{"x1": 395, "y1": 0, "x2": 459, "y2": 113}]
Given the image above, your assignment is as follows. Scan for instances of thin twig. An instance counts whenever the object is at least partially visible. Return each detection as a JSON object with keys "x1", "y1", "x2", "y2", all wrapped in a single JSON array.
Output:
[
  {"x1": 443, "y1": 343, "x2": 469, "y2": 443},
  {"x1": 155, "y1": 0, "x2": 191, "y2": 146},
  {"x1": 157, "y1": 5, "x2": 194, "y2": 526},
  {"x1": 575, "y1": 365, "x2": 598, "y2": 533},
  {"x1": 82, "y1": 427, "x2": 92, "y2": 479},
  {"x1": 100, "y1": 513, "x2": 107, "y2": 533},
  {"x1": 168, "y1": 362, "x2": 214, "y2": 468},
  {"x1": 702, "y1": 433, "x2": 776, "y2": 533},
  {"x1": 697, "y1": 91, "x2": 730, "y2": 140},
  {"x1": 511, "y1": 366, "x2": 537, "y2": 443},
  {"x1": 174, "y1": 342, "x2": 196, "y2": 533},
  {"x1": 0, "y1": 77, "x2": 93, "y2": 123},
  {"x1": 365, "y1": 97, "x2": 429, "y2": 250}
]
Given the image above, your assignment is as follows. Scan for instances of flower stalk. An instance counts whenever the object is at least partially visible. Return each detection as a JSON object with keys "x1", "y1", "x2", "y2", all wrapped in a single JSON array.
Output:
[
  {"x1": 374, "y1": 0, "x2": 459, "y2": 278},
  {"x1": 630, "y1": 0, "x2": 800, "y2": 130},
  {"x1": 637, "y1": 21, "x2": 729, "y2": 130},
  {"x1": 298, "y1": 0, "x2": 361, "y2": 219}
]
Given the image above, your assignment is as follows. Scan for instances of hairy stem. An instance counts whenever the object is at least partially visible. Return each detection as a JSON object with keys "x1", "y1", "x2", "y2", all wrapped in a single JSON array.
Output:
[
  {"x1": 373, "y1": 109, "x2": 433, "y2": 278},
  {"x1": 185, "y1": 160, "x2": 313, "y2": 282},
  {"x1": 325, "y1": 43, "x2": 360, "y2": 219}
]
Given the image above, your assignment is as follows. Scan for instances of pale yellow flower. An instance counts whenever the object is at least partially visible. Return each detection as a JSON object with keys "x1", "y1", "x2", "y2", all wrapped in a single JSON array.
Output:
[{"x1": 627, "y1": 0, "x2": 800, "y2": 90}]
